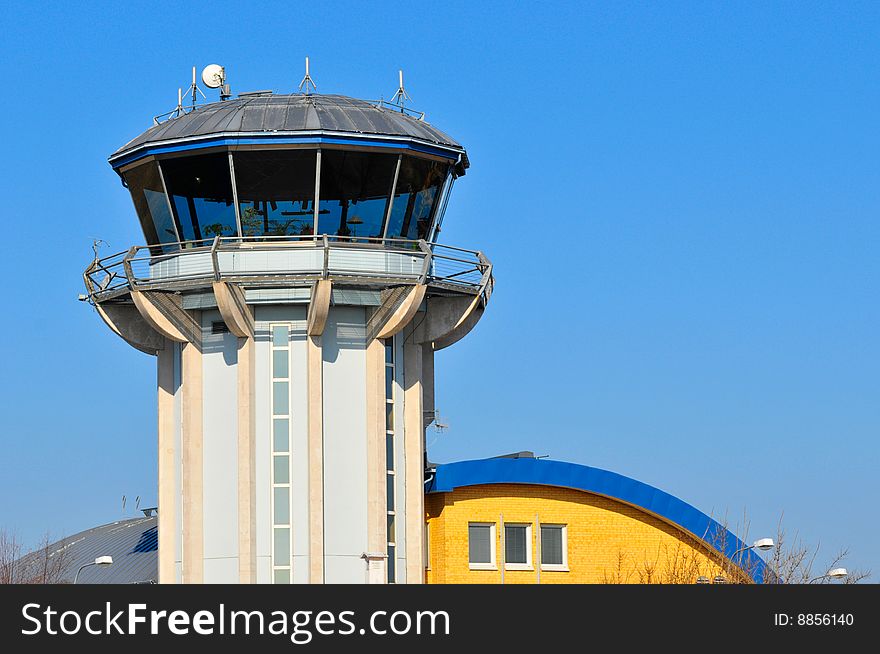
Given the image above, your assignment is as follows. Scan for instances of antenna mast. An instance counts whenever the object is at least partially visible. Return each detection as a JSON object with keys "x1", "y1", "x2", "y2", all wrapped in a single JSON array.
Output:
[
  {"x1": 182, "y1": 65, "x2": 206, "y2": 109},
  {"x1": 299, "y1": 56, "x2": 317, "y2": 94},
  {"x1": 391, "y1": 69, "x2": 411, "y2": 111}
]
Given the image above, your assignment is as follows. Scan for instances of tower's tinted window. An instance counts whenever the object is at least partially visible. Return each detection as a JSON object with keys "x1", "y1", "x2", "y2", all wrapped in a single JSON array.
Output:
[
  {"x1": 234, "y1": 150, "x2": 317, "y2": 237},
  {"x1": 386, "y1": 157, "x2": 447, "y2": 240},
  {"x1": 123, "y1": 162, "x2": 177, "y2": 251},
  {"x1": 317, "y1": 150, "x2": 397, "y2": 239},
  {"x1": 161, "y1": 153, "x2": 238, "y2": 241}
]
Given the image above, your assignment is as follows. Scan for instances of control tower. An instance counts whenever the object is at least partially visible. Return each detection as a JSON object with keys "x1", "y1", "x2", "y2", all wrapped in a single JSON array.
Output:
[{"x1": 83, "y1": 84, "x2": 492, "y2": 584}]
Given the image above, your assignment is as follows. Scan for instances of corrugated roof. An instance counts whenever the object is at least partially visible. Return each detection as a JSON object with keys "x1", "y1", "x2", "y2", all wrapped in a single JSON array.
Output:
[
  {"x1": 17, "y1": 517, "x2": 158, "y2": 584},
  {"x1": 112, "y1": 94, "x2": 466, "y2": 165}
]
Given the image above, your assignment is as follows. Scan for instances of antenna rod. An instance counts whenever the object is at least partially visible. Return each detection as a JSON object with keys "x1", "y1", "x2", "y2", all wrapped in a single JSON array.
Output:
[
  {"x1": 191, "y1": 66, "x2": 197, "y2": 108},
  {"x1": 391, "y1": 68, "x2": 411, "y2": 111},
  {"x1": 299, "y1": 56, "x2": 317, "y2": 94}
]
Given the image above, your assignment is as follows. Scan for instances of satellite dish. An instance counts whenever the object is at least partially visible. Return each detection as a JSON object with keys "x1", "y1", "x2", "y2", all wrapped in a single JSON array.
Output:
[{"x1": 201, "y1": 64, "x2": 225, "y2": 88}]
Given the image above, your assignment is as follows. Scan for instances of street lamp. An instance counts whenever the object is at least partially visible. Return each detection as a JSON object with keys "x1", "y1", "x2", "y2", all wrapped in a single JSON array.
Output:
[
  {"x1": 729, "y1": 537, "x2": 774, "y2": 561},
  {"x1": 721, "y1": 538, "x2": 774, "y2": 583},
  {"x1": 73, "y1": 555, "x2": 113, "y2": 584},
  {"x1": 809, "y1": 568, "x2": 848, "y2": 583}
]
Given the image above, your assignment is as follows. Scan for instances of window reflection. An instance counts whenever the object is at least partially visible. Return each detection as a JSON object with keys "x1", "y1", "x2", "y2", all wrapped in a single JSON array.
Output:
[
  {"x1": 161, "y1": 153, "x2": 238, "y2": 242},
  {"x1": 317, "y1": 150, "x2": 397, "y2": 240},
  {"x1": 386, "y1": 157, "x2": 447, "y2": 240},
  {"x1": 123, "y1": 162, "x2": 178, "y2": 251},
  {"x1": 234, "y1": 150, "x2": 317, "y2": 237}
]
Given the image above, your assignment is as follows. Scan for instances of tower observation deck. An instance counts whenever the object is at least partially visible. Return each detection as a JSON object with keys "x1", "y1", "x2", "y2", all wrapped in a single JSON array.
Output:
[{"x1": 83, "y1": 89, "x2": 492, "y2": 584}]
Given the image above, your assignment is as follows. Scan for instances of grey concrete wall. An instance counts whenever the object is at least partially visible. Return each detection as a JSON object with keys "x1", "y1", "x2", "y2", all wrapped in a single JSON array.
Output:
[
  {"x1": 322, "y1": 307, "x2": 369, "y2": 583},
  {"x1": 200, "y1": 310, "x2": 240, "y2": 583}
]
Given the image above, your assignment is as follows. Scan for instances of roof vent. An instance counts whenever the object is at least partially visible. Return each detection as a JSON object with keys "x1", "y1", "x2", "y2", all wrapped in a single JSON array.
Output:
[
  {"x1": 492, "y1": 451, "x2": 537, "y2": 460},
  {"x1": 238, "y1": 90, "x2": 274, "y2": 98}
]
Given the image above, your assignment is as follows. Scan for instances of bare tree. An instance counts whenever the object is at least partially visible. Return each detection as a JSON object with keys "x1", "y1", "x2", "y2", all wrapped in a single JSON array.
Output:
[
  {"x1": 0, "y1": 529, "x2": 71, "y2": 584},
  {"x1": 601, "y1": 512, "x2": 870, "y2": 584}
]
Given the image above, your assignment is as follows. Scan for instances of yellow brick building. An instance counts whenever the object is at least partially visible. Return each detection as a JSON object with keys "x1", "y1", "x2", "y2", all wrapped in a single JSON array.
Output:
[{"x1": 425, "y1": 456, "x2": 764, "y2": 584}]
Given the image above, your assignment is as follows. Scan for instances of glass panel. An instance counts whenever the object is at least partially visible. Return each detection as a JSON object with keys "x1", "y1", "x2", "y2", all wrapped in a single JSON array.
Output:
[
  {"x1": 273, "y1": 349, "x2": 289, "y2": 378},
  {"x1": 234, "y1": 150, "x2": 317, "y2": 237},
  {"x1": 505, "y1": 526, "x2": 528, "y2": 564},
  {"x1": 385, "y1": 433, "x2": 394, "y2": 472},
  {"x1": 273, "y1": 487, "x2": 290, "y2": 525},
  {"x1": 272, "y1": 325, "x2": 288, "y2": 347},
  {"x1": 122, "y1": 162, "x2": 177, "y2": 250},
  {"x1": 387, "y1": 545, "x2": 396, "y2": 583},
  {"x1": 387, "y1": 514, "x2": 395, "y2": 543},
  {"x1": 317, "y1": 150, "x2": 397, "y2": 239},
  {"x1": 273, "y1": 527, "x2": 290, "y2": 566},
  {"x1": 541, "y1": 526, "x2": 564, "y2": 566},
  {"x1": 386, "y1": 157, "x2": 447, "y2": 240},
  {"x1": 386, "y1": 473, "x2": 395, "y2": 511},
  {"x1": 273, "y1": 418, "x2": 289, "y2": 452},
  {"x1": 273, "y1": 455, "x2": 290, "y2": 484},
  {"x1": 273, "y1": 568, "x2": 290, "y2": 584},
  {"x1": 161, "y1": 153, "x2": 238, "y2": 241},
  {"x1": 273, "y1": 381, "x2": 289, "y2": 416},
  {"x1": 385, "y1": 403, "x2": 394, "y2": 433},
  {"x1": 384, "y1": 339, "x2": 393, "y2": 365},
  {"x1": 469, "y1": 525, "x2": 491, "y2": 564},
  {"x1": 385, "y1": 366, "x2": 393, "y2": 399}
]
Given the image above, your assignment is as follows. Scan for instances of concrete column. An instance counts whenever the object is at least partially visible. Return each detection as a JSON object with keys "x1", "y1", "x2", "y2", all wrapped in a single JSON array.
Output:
[
  {"x1": 181, "y1": 342, "x2": 204, "y2": 583},
  {"x1": 307, "y1": 334, "x2": 324, "y2": 583},
  {"x1": 365, "y1": 338, "x2": 387, "y2": 573},
  {"x1": 403, "y1": 341, "x2": 425, "y2": 583},
  {"x1": 237, "y1": 336, "x2": 256, "y2": 583},
  {"x1": 156, "y1": 341, "x2": 177, "y2": 584}
]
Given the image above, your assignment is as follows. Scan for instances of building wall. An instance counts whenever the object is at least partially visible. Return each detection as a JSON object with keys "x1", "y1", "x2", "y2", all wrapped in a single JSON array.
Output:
[
  {"x1": 425, "y1": 483, "x2": 729, "y2": 584},
  {"x1": 200, "y1": 310, "x2": 240, "y2": 582}
]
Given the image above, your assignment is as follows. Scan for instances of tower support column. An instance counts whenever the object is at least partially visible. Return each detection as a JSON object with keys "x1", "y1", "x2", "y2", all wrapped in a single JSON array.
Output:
[
  {"x1": 157, "y1": 341, "x2": 177, "y2": 584},
  {"x1": 307, "y1": 334, "x2": 325, "y2": 583},
  {"x1": 237, "y1": 336, "x2": 256, "y2": 582},
  {"x1": 181, "y1": 341, "x2": 204, "y2": 583},
  {"x1": 403, "y1": 340, "x2": 425, "y2": 583}
]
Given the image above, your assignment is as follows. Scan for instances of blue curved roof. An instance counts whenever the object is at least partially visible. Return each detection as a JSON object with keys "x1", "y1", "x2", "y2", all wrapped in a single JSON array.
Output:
[{"x1": 427, "y1": 457, "x2": 767, "y2": 583}]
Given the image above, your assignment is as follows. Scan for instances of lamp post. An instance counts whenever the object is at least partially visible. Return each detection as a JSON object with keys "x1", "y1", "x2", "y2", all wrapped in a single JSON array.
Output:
[
  {"x1": 73, "y1": 555, "x2": 113, "y2": 584},
  {"x1": 809, "y1": 568, "x2": 848, "y2": 584},
  {"x1": 717, "y1": 538, "x2": 774, "y2": 584}
]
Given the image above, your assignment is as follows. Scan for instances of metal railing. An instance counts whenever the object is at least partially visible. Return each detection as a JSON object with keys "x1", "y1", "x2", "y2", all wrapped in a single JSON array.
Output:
[{"x1": 83, "y1": 235, "x2": 493, "y2": 306}]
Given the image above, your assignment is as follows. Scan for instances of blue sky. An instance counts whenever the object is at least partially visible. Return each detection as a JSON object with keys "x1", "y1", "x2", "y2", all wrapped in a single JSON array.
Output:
[{"x1": 0, "y1": 1, "x2": 877, "y2": 576}]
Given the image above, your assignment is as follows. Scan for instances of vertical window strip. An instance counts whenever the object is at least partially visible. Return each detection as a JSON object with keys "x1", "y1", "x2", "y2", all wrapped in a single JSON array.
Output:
[
  {"x1": 384, "y1": 337, "x2": 395, "y2": 583},
  {"x1": 270, "y1": 324, "x2": 292, "y2": 583}
]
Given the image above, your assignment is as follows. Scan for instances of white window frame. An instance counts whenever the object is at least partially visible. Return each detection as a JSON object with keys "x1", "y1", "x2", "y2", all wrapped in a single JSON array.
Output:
[
  {"x1": 503, "y1": 523, "x2": 533, "y2": 571},
  {"x1": 539, "y1": 524, "x2": 569, "y2": 572},
  {"x1": 468, "y1": 522, "x2": 497, "y2": 570}
]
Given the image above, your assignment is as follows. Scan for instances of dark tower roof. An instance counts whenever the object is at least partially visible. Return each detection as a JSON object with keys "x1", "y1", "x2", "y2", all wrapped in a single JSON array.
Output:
[{"x1": 111, "y1": 93, "x2": 468, "y2": 171}]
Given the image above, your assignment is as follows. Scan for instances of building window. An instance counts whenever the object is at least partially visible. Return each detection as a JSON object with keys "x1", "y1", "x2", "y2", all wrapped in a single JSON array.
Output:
[
  {"x1": 384, "y1": 338, "x2": 396, "y2": 583},
  {"x1": 468, "y1": 523, "x2": 496, "y2": 570},
  {"x1": 160, "y1": 153, "x2": 238, "y2": 242},
  {"x1": 504, "y1": 524, "x2": 532, "y2": 570},
  {"x1": 270, "y1": 324, "x2": 292, "y2": 583},
  {"x1": 540, "y1": 524, "x2": 568, "y2": 571}
]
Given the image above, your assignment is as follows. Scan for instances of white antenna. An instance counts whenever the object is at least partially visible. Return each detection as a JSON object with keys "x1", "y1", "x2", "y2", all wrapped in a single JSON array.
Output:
[
  {"x1": 299, "y1": 56, "x2": 317, "y2": 94},
  {"x1": 202, "y1": 64, "x2": 231, "y2": 100},
  {"x1": 182, "y1": 65, "x2": 207, "y2": 109},
  {"x1": 391, "y1": 69, "x2": 411, "y2": 111}
]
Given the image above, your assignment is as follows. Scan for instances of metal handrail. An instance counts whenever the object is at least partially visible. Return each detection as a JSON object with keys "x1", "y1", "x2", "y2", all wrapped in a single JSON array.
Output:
[{"x1": 84, "y1": 236, "x2": 493, "y2": 304}]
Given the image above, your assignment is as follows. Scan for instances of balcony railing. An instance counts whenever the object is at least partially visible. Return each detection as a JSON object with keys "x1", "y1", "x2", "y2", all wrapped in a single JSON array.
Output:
[{"x1": 83, "y1": 235, "x2": 493, "y2": 306}]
